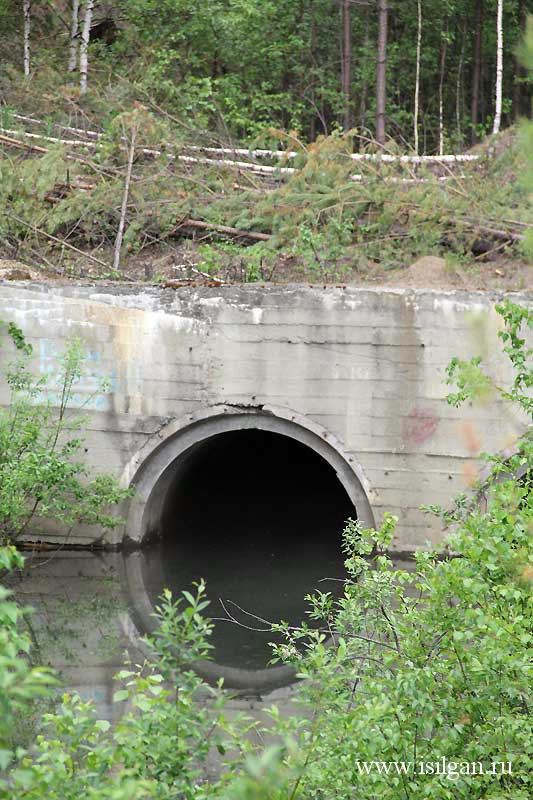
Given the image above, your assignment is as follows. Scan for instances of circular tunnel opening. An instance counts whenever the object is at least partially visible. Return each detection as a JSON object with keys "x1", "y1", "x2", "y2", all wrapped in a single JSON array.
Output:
[{"x1": 137, "y1": 428, "x2": 355, "y2": 681}]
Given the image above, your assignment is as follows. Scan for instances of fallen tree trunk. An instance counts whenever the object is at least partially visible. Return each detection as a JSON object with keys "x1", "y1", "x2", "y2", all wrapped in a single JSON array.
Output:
[
  {"x1": 175, "y1": 218, "x2": 271, "y2": 243},
  {"x1": 0, "y1": 133, "x2": 47, "y2": 153},
  {"x1": 448, "y1": 217, "x2": 525, "y2": 243}
]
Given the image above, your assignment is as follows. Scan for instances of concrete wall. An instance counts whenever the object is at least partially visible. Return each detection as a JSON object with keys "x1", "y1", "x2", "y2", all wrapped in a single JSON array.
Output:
[{"x1": 1, "y1": 282, "x2": 530, "y2": 550}]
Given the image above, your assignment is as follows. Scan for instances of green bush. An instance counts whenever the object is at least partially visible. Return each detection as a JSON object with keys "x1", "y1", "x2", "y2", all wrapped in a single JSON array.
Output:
[
  {"x1": 0, "y1": 570, "x2": 249, "y2": 800},
  {"x1": 0, "y1": 546, "x2": 56, "y2": 775},
  {"x1": 0, "y1": 323, "x2": 131, "y2": 544}
]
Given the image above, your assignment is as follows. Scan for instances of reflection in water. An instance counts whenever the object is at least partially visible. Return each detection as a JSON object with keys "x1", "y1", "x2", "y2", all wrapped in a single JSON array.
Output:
[
  {"x1": 140, "y1": 430, "x2": 355, "y2": 670},
  {"x1": 9, "y1": 552, "x2": 129, "y2": 722}
]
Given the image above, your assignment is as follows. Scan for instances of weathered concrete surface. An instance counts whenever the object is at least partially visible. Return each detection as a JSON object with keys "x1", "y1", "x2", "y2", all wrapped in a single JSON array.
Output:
[{"x1": 1, "y1": 282, "x2": 530, "y2": 550}]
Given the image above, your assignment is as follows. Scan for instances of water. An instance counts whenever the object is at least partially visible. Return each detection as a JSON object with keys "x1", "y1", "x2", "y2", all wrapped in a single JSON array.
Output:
[
  {"x1": 9, "y1": 551, "x2": 129, "y2": 722},
  {"x1": 10, "y1": 546, "x2": 416, "y2": 719}
]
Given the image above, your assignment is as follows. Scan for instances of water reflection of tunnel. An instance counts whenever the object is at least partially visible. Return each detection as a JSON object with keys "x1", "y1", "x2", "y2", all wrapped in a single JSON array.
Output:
[{"x1": 138, "y1": 429, "x2": 355, "y2": 678}]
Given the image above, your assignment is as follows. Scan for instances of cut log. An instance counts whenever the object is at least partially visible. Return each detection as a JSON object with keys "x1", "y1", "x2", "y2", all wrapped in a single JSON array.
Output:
[
  {"x1": 448, "y1": 217, "x2": 525, "y2": 243},
  {"x1": 0, "y1": 133, "x2": 47, "y2": 153},
  {"x1": 175, "y1": 218, "x2": 271, "y2": 243}
]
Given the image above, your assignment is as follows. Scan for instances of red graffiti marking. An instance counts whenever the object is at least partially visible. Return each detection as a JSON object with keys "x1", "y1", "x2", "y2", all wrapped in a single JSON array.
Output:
[{"x1": 403, "y1": 407, "x2": 439, "y2": 444}]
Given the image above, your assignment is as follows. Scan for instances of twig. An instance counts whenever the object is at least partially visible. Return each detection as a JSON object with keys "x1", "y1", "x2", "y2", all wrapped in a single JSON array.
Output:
[
  {"x1": 216, "y1": 598, "x2": 271, "y2": 632},
  {"x1": 3, "y1": 211, "x2": 112, "y2": 270},
  {"x1": 474, "y1": 240, "x2": 508, "y2": 260},
  {"x1": 379, "y1": 603, "x2": 402, "y2": 654},
  {"x1": 215, "y1": 598, "x2": 399, "y2": 651}
]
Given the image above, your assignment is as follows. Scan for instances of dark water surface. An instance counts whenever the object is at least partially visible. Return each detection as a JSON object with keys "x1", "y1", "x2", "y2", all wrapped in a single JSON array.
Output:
[
  {"x1": 140, "y1": 430, "x2": 355, "y2": 670},
  {"x1": 10, "y1": 546, "x2": 415, "y2": 719}
]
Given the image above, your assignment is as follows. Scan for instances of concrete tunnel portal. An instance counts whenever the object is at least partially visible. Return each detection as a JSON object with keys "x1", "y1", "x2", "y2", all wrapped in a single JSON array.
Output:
[
  {"x1": 124, "y1": 408, "x2": 375, "y2": 690},
  {"x1": 5, "y1": 284, "x2": 532, "y2": 690}
]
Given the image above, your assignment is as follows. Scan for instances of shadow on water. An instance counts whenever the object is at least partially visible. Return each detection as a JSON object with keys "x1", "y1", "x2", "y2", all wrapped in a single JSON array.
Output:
[{"x1": 138, "y1": 430, "x2": 355, "y2": 674}]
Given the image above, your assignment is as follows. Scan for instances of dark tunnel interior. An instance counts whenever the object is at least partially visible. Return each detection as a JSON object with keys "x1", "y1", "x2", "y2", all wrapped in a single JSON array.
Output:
[{"x1": 139, "y1": 429, "x2": 355, "y2": 671}]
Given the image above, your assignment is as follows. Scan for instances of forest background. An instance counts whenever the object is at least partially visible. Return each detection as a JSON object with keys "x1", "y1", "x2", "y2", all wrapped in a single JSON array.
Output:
[
  {"x1": 2, "y1": 0, "x2": 531, "y2": 146},
  {"x1": 0, "y1": 1, "x2": 532, "y2": 286}
]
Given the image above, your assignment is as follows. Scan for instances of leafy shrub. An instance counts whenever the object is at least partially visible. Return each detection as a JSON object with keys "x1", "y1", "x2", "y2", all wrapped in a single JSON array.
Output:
[
  {"x1": 0, "y1": 570, "x2": 249, "y2": 800},
  {"x1": 0, "y1": 323, "x2": 131, "y2": 544},
  {"x1": 0, "y1": 546, "x2": 55, "y2": 774}
]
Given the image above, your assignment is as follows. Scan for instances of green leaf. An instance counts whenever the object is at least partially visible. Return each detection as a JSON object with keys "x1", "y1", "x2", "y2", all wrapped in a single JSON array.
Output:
[{"x1": 0, "y1": 749, "x2": 13, "y2": 770}]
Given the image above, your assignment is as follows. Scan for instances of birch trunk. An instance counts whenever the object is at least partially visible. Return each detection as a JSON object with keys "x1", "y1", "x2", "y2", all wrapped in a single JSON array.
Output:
[
  {"x1": 68, "y1": 0, "x2": 80, "y2": 73},
  {"x1": 23, "y1": 0, "x2": 31, "y2": 77},
  {"x1": 492, "y1": 0, "x2": 503, "y2": 134},
  {"x1": 79, "y1": 0, "x2": 94, "y2": 95},
  {"x1": 414, "y1": 0, "x2": 422, "y2": 154},
  {"x1": 376, "y1": 0, "x2": 388, "y2": 146},
  {"x1": 438, "y1": 32, "x2": 447, "y2": 155}
]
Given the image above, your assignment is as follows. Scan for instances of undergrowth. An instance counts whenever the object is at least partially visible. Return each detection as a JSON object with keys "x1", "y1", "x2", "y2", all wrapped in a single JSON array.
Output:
[{"x1": 0, "y1": 100, "x2": 531, "y2": 283}]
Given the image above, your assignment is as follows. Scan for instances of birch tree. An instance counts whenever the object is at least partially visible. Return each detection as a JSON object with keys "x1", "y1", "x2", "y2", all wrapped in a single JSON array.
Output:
[
  {"x1": 79, "y1": 0, "x2": 94, "y2": 95},
  {"x1": 493, "y1": 0, "x2": 503, "y2": 134},
  {"x1": 413, "y1": 0, "x2": 422, "y2": 154},
  {"x1": 23, "y1": 0, "x2": 30, "y2": 77},
  {"x1": 68, "y1": 0, "x2": 80, "y2": 73},
  {"x1": 438, "y1": 29, "x2": 448, "y2": 155}
]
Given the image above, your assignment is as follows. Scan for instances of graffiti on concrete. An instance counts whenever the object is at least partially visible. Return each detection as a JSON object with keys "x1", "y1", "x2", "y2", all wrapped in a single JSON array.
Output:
[{"x1": 403, "y1": 406, "x2": 439, "y2": 444}]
